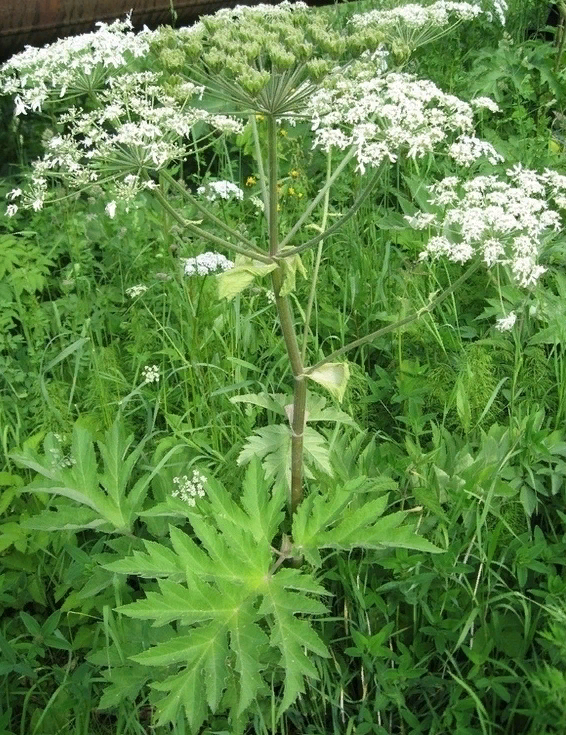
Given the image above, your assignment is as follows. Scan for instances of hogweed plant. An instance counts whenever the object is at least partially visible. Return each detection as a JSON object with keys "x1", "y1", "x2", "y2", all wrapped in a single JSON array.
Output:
[{"x1": 4, "y1": 1, "x2": 566, "y2": 729}]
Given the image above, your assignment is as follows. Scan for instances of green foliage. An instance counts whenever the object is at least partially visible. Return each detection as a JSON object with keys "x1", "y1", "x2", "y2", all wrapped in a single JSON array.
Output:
[
  {"x1": 12, "y1": 420, "x2": 153, "y2": 534},
  {"x1": 1, "y1": 0, "x2": 566, "y2": 733},
  {"x1": 102, "y1": 459, "x2": 439, "y2": 730},
  {"x1": 109, "y1": 460, "x2": 325, "y2": 728}
]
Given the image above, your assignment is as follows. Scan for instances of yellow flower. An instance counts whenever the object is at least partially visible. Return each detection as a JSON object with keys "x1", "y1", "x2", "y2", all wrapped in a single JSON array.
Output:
[
  {"x1": 290, "y1": 169, "x2": 300, "y2": 179},
  {"x1": 288, "y1": 187, "x2": 296, "y2": 196},
  {"x1": 255, "y1": 114, "x2": 265, "y2": 122},
  {"x1": 246, "y1": 176, "x2": 257, "y2": 187},
  {"x1": 279, "y1": 129, "x2": 288, "y2": 137}
]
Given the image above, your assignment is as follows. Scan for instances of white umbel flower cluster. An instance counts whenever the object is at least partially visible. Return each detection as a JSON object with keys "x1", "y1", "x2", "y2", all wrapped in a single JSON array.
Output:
[
  {"x1": 1, "y1": 27, "x2": 244, "y2": 217},
  {"x1": 307, "y1": 65, "x2": 502, "y2": 173},
  {"x1": 141, "y1": 365, "x2": 160, "y2": 384},
  {"x1": 0, "y1": 14, "x2": 152, "y2": 115},
  {"x1": 182, "y1": 252, "x2": 234, "y2": 276},
  {"x1": 409, "y1": 164, "x2": 566, "y2": 288},
  {"x1": 350, "y1": 1, "x2": 484, "y2": 52},
  {"x1": 197, "y1": 180, "x2": 245, "y2": 202},
  {"x1": 172, "y1": 470, "x2": 207, "y2": 506}
]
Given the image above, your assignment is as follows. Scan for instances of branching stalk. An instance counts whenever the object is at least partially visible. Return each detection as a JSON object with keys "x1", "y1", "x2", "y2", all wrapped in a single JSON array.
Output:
[
  {"x1": 279, "y1": 163, "x2": 385, "y2": 258},
  {"x1": 304, "y1": 260, "x2": 481, "y2": 375},
  {"x1": 301, "y1": 152, "x2": 332, "y2": 363},
  {"x1": 152, "y1": 187, "x2": 273, "y2": 263},
  {"x1": 279, "y1": 147, "x2": 356, "y2": 249},
  {"x1": 160, "y1": 170, "x2": 263, "y2": 255}
]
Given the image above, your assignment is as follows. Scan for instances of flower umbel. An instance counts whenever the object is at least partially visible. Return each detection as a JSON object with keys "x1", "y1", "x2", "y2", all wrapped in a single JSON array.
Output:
[
  {"x1": 172, "y1": 470, "x2": 207, "y2": 506},
  {"x1": 410, "y1": 165, "x2": 566, "y2": 288},
  {"x1": 183, "y1": 252, "x2": 234, "y2": 276},
  {"x1": 495, "y1": 311, "x2": 517, "y2": 331},
  {"x1": 141, "y1": 365, "x2": 160, "y2": 384}
]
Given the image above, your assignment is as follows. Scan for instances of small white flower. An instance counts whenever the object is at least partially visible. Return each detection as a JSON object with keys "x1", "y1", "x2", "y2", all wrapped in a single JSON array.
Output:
[
  {"x1": 183, "y1": 252, "x2": 234, "y2": 276},
  {"x1": 126, "y1": 284, "x2": 148, "y2": 298},
  {"x1": 197, "y1": 180, "x2": 244, "y2": 202},
  {"x1": 141, "y1": 364, "x2": 160, "y2": 384},
  {"x1": 495, "y1": 312, "x2": 516, "y2": 331},
  {"x1": 250, "y1": 195, "x2": 265, "y2": 212},
  {"x1": 5, "y1": 204, "x2": 18, "y2": 217},
  {"x1": 105, "y1": 200, "x2": 117, "y2": 218},
  {"x1": 172, "y1": 469, "x2": 207, "y2": 506},
  {"x1": 404, "y1": 212, "x2": 437, "y2": 230},
  {"x1": 470, "y1": 96, "x2": 500, "y2": 113}
]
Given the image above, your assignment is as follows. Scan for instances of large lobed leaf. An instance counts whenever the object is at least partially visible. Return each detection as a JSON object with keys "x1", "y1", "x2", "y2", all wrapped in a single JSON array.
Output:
[
  {"x1": 108, "y1": 460, "x2": 330, "y2": 730},
  {"x1": 293, "y1": 478, "x2": 443, "y2": 566},
  {"x1": 11, "y1": 420, "x2": 151, "y2": 533}
]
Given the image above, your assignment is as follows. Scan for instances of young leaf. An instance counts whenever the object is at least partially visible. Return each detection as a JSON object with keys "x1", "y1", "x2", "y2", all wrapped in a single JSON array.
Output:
[
  {"x1": 307, "y1": 362, "x2": 350, "y2": 402},
  {"x1": 217, "y1": 260, "x2": 277, "y2": 300},
  {"x1": 278, "y1": 253, "x2": 306, "y2": 297}
]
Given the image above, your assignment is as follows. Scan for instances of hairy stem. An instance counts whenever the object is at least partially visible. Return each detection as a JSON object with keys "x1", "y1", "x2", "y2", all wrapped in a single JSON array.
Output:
[{"x1": 265, "y1": 114, "x2": 306, "y2": 512}]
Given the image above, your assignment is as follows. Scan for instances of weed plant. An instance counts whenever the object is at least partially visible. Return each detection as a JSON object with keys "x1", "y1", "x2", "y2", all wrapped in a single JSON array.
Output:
[{"x1": 1, "y1": 1, "x2": 566, "y2": 734}]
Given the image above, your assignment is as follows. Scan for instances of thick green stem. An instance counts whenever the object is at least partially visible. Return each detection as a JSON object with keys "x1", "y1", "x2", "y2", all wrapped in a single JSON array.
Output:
[
  {"x1": 304, "y1": 260, "x2": 482, "y2": 375},
  {"x1": 266, "y1": 114, "x2": 306, "y2": 512},
  {"x1": 290, "y1": 376, "x2": 307, "y2": 515},
  {"x1": 152, "y1": 187, "x2": 273, "y2": 263}
]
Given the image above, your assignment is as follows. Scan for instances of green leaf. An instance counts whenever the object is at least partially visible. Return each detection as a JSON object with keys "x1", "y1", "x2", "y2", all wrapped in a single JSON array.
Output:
[
  {"x1": 237, "y1": 424, "x2": 291, "y2": 489},
  {"x1": 263, "y1": 580, "x2": 329, "y2": 714},
  {"x1": 217, "y1": 259, "x2": 277, "y2": 300},
  {"x1": 12, "y1": 422, "x2": 149, "y2": 533},
  {"x1": 148, "y1": 633, "x2": 219, "y2": 730},
  {"x1": 307, "y1": 362, "x2": 350, "y2": 402},
  {"x1": 105, "y1": 540, "x2": 185, "y2": 579},
  {"x1": 111, "y1": 467, "x2": 332, "y2": 727},
  {"x1": 303, "y1": 426, "x2": 332, "y2": 477},
  {"x1": 237, "y1": 425, "x2": 331, "y2": 491},
  {"x1": 118, "y1": 578, "x2": 225, "y2": 626},
  {"x1": 240, "y1": 458, "x2": 285, "y2": 546},
  {"x1": 21, "y1": 506, "x2": 110, "y2": 532},
  {"x1": 98, "y1": 667, "x2": 149, "y2": 710},
  {"x1": 278, "y1": 254, "x2": 306, "y2": 297},
  {"x1": 229, "y1": 392, "x2": 288, "y2": 415},
  {"x1": 294, "y1": 486, "x2": 443, "y2": 556},
  {"x1": 230, "y1": 617, "x2": 268, "y2": 714}
]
